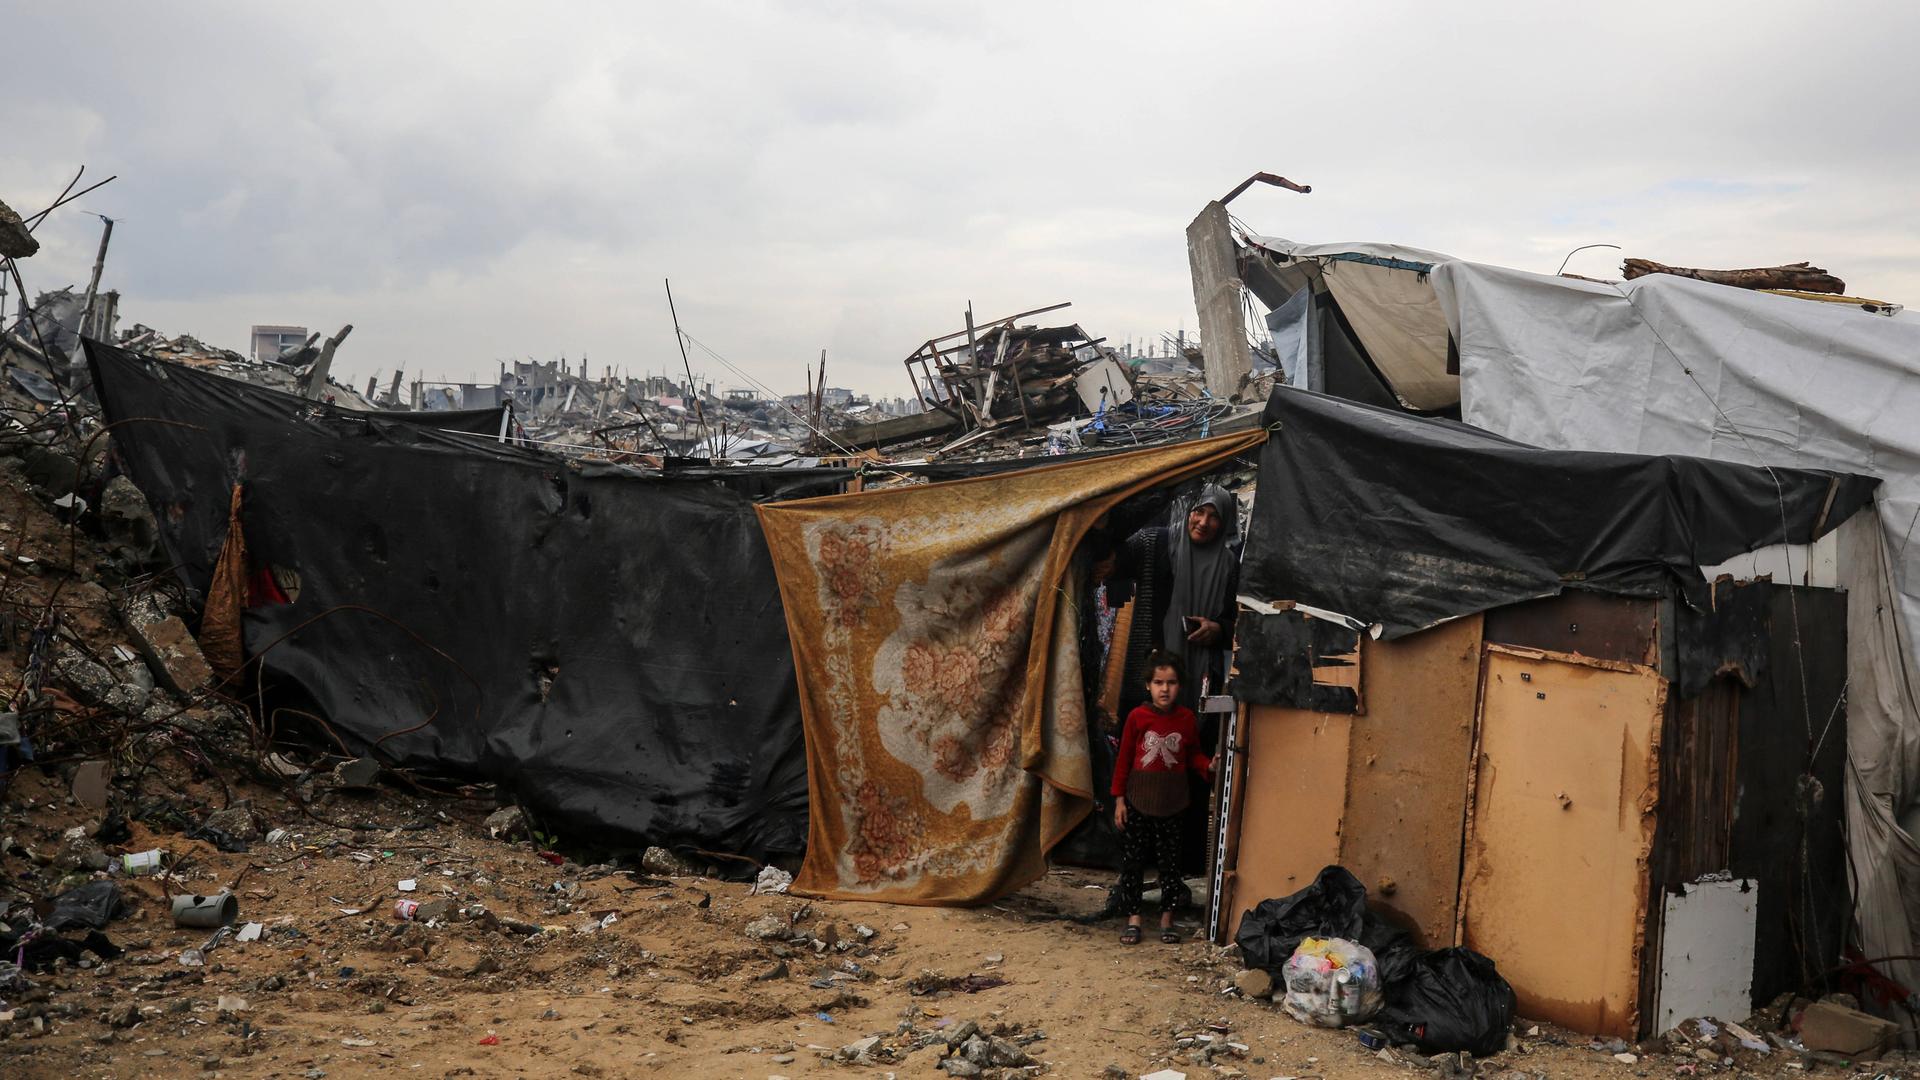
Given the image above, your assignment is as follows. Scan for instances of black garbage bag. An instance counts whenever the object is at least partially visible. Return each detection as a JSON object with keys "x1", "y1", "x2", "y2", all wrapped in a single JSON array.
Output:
[
  {"x1": 45, "y1": 879, "x2": 127, "y2": 930},
  {"x1": 1376, "y1": 947, "x2": 1516, "y2": 1057},
  {"x1": 1235, "y1": 864, "x2": 1435, "y2": 990},
  {"x1": 1359, "y1": 915, "x2": 1422, "y2": 988}
]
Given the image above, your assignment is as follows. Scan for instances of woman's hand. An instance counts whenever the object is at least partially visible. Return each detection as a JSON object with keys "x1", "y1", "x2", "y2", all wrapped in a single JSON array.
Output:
[
  {"x1": 1113, "y1": 802, "x2": 1127, "y2": 830},
  {"x1": 1186, "y1": 616, "x2": 1222, "y2": 645}
]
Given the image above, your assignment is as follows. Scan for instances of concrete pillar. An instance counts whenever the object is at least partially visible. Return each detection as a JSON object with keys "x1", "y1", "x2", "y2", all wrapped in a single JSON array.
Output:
[{"x1": 1187, "y1": 201, "x2": 1253, "y2": 401}]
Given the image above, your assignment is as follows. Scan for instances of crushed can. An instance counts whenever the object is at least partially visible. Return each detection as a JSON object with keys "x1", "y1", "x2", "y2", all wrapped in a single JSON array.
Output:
[
  {"x1": 120, "y1": 849, "x2": 165, "y2": 876},
  {"x1": 394, "y1": 898, "x2": 421, "y2": 920}
]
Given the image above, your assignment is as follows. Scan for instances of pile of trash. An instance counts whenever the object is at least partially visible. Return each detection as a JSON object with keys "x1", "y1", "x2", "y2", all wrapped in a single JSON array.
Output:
[{"x1": 1232, "y1": 866, "x2": 1515, "y2": 1056}]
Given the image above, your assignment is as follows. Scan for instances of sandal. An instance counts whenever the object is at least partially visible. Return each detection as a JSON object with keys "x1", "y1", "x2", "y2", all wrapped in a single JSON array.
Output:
[
  {"x1": 1120, "y1": 925, "x2": 1142, "y2": 945},
  {"x1": 1161, "y1": 927, "x2": 1182, "y2": 944}
]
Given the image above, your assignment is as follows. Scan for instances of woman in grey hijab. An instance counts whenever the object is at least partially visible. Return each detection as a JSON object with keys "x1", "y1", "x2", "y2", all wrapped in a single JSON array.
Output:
[
  {"x1": 1116, "y1": 483, "x2": 1241, "y2": 711},
  {"x1": 1160, "y1": 484, "x2": 1238, "y2": 699}
]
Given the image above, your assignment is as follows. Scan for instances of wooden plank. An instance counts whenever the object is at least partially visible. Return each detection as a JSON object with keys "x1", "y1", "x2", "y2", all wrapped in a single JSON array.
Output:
[
  {"x1": 1338, "y1": 614, "x2": 1483, "y2": 947},
  {"x1": 1224, "y1": 704, "x2": 1350, "y2": 940},
  {"x1": 1483, "y1": 593, "x2": 1660, "y2": 667},
  {"x1": 1459, "y1": 647, "x2": 1664, "y2": 1038}
]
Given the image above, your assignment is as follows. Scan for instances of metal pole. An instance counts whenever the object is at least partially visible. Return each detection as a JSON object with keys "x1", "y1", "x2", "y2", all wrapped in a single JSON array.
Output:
[
  {"x1": 663, "y1": 278, "x2": 712, "y2": 459},
  {"x1": 78, "y1": 215, "x2": 115, "y2": 341}
]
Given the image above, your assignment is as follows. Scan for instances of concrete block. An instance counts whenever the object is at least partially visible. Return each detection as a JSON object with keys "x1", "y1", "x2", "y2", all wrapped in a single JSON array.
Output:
[
  {"x1": 127, "y1": 613, "x2": 215, "y2": 696},
  {"x1": 1797, "y1": 1001, "x2": 1898, "y2": 1059}
]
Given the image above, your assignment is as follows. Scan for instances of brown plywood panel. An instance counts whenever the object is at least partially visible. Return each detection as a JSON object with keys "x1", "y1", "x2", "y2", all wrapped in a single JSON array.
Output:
[
  {"x1": 1226, "y1": 704, "x2": 1351, "y2": 938},
  {"x1": 1483, "y1": 593, "x2": 1659, "y2": 667},
  {"x1": 1339, "y1": 614, "x2": 1484, "y2": 947},
  {"x1": 1460, "y1": 646, "x2": 1663, "y2": 1038}
]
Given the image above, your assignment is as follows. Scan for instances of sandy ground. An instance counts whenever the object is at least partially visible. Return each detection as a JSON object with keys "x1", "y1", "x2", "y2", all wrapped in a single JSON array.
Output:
[{"x1": 1, "y1": 761, "x2": 1897, "y2": 1080}]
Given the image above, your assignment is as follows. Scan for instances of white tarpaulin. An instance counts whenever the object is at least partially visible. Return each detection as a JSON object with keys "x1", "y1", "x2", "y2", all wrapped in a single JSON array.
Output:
[
  {"x1": 1243, "y1": 236, "x2": 1460, "y2": 410},
  {"x1": 1433, "y1": 261, "x2": 1920, "y2": 1004}
]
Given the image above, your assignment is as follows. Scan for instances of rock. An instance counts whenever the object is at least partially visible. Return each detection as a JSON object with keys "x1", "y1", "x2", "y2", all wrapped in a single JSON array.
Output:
[
  {"x1": 201, "y1": 801, "x2": 260, "y2": 842},
  {"x1": 51, "y1": 642, "x2": 119, "y2": 708},
  {"x1": 21, "y1": 447, "x2": 80, "y2": 499},
  {"x1": 944, "y1": 1020, "x2": 981, "y2": 1048},
  {"x1": 55, "y1": 831, "x2": 108, "y2": 872},
  {"x1": 123, "y1": 610, "x2": 215, "y2": 696},
  {"x1": 108, "y1": 1003, "x2": 141, "y2": 1029},
  {"x1": 484, "y1": 806, "x2": 530, "y2": 841},
  {"x1": 754, "y1": 961, "x2": 789, "y2": 981},
  {"x1": 331, "y1": 757, "x2": 380, "y2": 789},
  {"x1": 1612, "y1": 1052, "x2": 1638, "y2": 1064},
  {"x1": 1231, "y1": 968, "x2": 1274, "y2": 999},
  {"x1": 0, "y1": 198, "x2": 39, "y2": 259},
  {"x1": 641, "y1": 847, "x2": 697, "y2": 877},
  {"x1": 99, "y1": 477, "x2": 159, "y2": 565},
  {"x1": 745, "y1": 914, "x2": 787, "y2": 940},
  {"x1": 986, "y1": 1037, "x2": 1032, "y2": 1067},
  {"x1": 1797, "y1": 1000, "x2": 1899, "y2": 1060},
  {"x1": 1102, "y1": 1067, "x2": 1129, "y2": 1080},
  {"x1": 837, "y1": 1035, "x2": 881, "y2": 1061},
  {"x1": 940, "y1": 1060, "x2": 983, "y2": 1078}
]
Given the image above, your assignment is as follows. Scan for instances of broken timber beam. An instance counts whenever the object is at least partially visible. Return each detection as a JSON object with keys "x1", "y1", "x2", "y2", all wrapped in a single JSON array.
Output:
[{"x1": 1622, "y1": 258, "x2": 1847, "y2": 295}]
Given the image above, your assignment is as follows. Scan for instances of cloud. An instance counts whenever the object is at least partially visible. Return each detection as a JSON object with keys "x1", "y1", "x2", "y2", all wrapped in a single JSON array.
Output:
[{"x1": 3, "y1": 0, "x2": 1917, "y2": 398}]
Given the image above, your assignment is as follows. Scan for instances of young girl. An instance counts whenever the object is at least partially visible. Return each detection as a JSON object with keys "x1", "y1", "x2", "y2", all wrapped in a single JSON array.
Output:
[{"x1": 1109, "y1": 650, "x2": 1213, "y2": 944}]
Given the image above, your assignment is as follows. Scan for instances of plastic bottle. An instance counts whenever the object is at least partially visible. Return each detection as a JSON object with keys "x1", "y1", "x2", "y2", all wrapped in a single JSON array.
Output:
[{"x1": 119, "y1": 850, "x2": 165, "y2": 876}]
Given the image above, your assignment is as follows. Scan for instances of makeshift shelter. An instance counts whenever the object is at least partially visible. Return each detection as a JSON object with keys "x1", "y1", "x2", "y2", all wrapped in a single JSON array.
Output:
[
  {"x1": 1225, "y1": 232, "x2": 1920, "y2": 1010},
  {"x1": 88, "y1": 340, "x2": 846, "y2": 861},
  {"x1": 756, "y1": 430, "x2": 1265, "y2": 905},
  {"x1": 1430, "y1": 263, "x2": 1920, "y2": 1007},
  {"x1": 1220, "y1": 386, "x2": 1876, "y2": 1038}
]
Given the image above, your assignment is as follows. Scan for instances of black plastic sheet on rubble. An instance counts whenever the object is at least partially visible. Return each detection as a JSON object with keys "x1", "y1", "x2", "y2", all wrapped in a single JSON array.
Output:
[
  {"x1": 88, "y1": 339, "x2": 852, "y2": 860},
  {"x1": 1241, "y1": 385, "x2": 1879, "y2": 642}
]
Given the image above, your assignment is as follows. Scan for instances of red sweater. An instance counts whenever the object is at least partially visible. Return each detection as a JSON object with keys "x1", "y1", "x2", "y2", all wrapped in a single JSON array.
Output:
[{"x1": 1111, "y1": 704, "x2": 1211, "y2": 797}]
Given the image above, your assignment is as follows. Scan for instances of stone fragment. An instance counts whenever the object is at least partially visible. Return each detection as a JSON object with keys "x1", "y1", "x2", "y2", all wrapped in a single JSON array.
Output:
[
  {"x1": 201, "y1": 801, "x2": 260, "y2": 841},
  {"x1": 744, "y1": 914, "x2": 787, "y2": 940},
  {"x1": 125, "y1": 612, "x2": 214, "y2": 696},
  {"x1": 484, "y1": 805, "x2": 530, "y2": 840},
  {"x1": 1231, "y1": 968, "x2": 1274, "y2": 999},
  {"x1": 1797, "y1": 1001, "x2": 1899, "y2": 1060},
  {"x1": 332, "y1": 757, "x2": 380, "y2": 789},
  {"x1": 641, "y1": 846, "x2": 697, "y2": 876}
]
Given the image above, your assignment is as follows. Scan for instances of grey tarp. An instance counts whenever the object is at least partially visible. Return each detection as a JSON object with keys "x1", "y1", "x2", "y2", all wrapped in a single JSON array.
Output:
[{"x1": 1432, "y1": 261, "x2": 1920, "y2": 1013}]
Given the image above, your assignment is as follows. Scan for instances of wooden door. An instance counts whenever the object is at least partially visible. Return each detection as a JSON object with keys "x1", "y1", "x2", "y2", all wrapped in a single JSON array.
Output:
[{"x1": 1459, "y1": 645, "x2": 1664, "y2": 1038}]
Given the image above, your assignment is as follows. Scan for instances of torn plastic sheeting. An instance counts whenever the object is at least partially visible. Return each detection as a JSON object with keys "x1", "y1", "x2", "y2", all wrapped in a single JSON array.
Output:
[
  {"x1": 86, "y1": 339, "x2": 840, "y2": 861},
  {"x1": 1239, "y1": 385, "x2": 1879, "y2": 642}
]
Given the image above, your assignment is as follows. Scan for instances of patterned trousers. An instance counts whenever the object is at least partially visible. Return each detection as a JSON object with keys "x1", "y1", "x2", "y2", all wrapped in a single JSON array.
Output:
[{"x1": 1115, "y1": 803, "x2": 1188, "y2": 917}]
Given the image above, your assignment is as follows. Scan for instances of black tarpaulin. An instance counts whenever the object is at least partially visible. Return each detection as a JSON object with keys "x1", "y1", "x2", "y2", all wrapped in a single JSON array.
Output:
[
  {"x1": 1241, "y1": 385, "x2": 1880, "y2": 642},
  {"x1": 88, "y1": 340, "x2": 842, "y2": 859}
]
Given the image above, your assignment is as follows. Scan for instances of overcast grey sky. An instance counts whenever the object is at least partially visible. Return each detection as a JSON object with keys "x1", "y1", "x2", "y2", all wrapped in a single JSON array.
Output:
[{"x1": 6, "y1": 2, "x2": 1917, "y2": 399}]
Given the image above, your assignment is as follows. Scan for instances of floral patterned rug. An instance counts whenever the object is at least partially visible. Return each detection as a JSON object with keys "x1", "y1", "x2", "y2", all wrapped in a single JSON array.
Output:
[{"x1": 757, "y1": 430, "x2": 1264, "y2": 905}]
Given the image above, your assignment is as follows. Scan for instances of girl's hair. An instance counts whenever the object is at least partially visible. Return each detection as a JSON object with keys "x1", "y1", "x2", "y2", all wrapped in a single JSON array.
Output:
[{"x1": 1144, "y1": 649, "x2": 1185, "y2": 686}]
